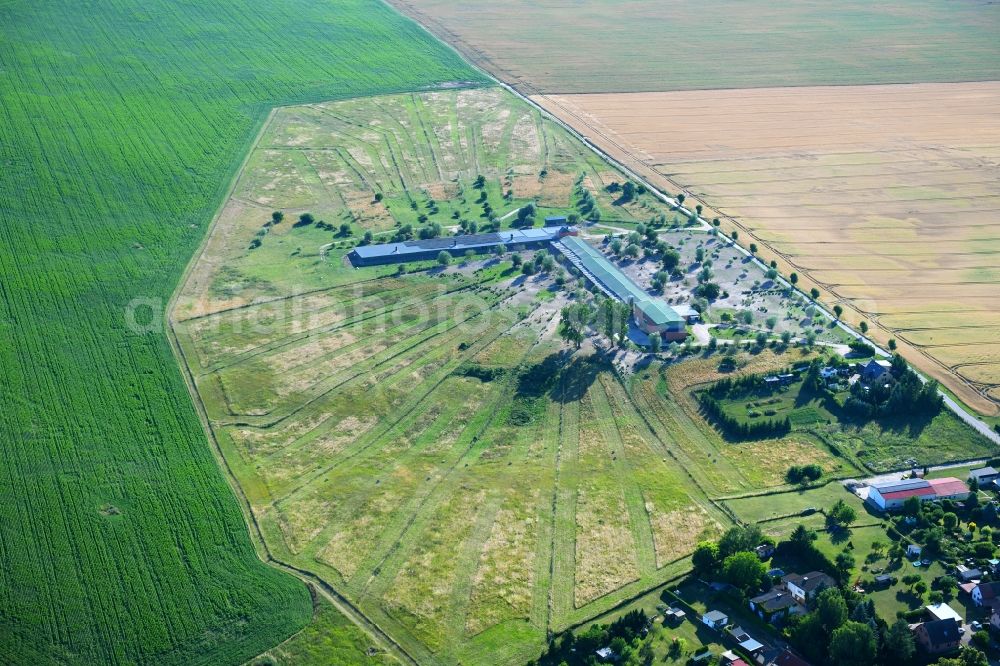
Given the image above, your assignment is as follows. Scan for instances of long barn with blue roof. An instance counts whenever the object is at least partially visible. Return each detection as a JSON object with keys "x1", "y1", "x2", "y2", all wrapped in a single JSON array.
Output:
[{"x1": 348, "y1": 227, "x2": 577, "y2": 266}]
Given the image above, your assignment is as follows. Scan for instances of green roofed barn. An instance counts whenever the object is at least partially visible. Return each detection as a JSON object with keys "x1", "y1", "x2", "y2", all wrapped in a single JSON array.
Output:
[
  {"x1": 555, "y1": 236, "x2": 687, "y2": 341},
  {"x1": 635, "y1": 299, "x2": 685, "y2": 337}
]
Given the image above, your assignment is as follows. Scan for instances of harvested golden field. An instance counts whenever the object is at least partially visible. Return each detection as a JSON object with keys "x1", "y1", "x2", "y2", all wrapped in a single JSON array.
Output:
[
  {"x1": 389, "y1": 0, "x2": 1000, "y2": 93},
  {"x1": 537, "y1": 82, "x2": 1000, "y2": 415}
]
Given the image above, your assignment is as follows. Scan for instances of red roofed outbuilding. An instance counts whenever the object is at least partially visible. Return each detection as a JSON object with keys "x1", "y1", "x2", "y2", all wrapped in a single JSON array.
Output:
[{"x1": 927, "y1": 477, "x2": 970, "y2": 501}]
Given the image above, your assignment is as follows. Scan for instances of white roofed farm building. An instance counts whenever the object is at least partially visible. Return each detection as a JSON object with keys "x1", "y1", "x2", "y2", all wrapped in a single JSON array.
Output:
[{"x1": 866, "y1": 477, "x2": 969, "y2": 511}]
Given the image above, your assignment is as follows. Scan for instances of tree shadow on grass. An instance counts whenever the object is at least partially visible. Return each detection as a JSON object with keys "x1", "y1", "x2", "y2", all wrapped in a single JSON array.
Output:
[
  {"x1": 877, "y1": 410, "x2": 937, "y2": 440},
  {"x1": 829, "y1": 526, "x2": 851, "y2": 546},
  {"x1": 552, "y1": 355, "x2": 604, "y2": 404},
  {"x1": 513, "y1": 351, "x2": 604, "y2": 406},
  {"x1": 895, "y1": 589, "x2": 924, "y2": 610}
]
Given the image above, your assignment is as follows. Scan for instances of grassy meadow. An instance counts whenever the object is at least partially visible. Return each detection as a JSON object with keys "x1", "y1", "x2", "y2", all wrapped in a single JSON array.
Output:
[
  {"x1": 173, "y1": 87, "x2": 679, "y2": 318},
  {"x1": 0, "y1": 0, "x2": 485, "y2": 663},
  {"x1": 172, "y1": 89, "x2": 870, "y2": 664},
  {"x1": 147, "y1": 49, "x2": 1000, "y2": 666}
]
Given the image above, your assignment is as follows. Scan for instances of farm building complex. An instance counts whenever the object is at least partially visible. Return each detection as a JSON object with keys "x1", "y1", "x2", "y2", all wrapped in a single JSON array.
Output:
[
  {"x1": 555, "y1": 236, "x2": 686, "y2": 340},
  {"x1": 348, "y1": 226, "x2": 577, "y2": 266},
  {"x1": 350, "y1": 229, "x2": 688, "y2": 341},
  {"x1": 866, "y1": 477, "x2": 969, "y2": 511}
]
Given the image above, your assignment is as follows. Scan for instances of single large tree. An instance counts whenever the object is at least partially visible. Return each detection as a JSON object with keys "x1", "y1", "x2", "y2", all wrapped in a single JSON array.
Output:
[
  {"x1": 790, "y1": 524, "x2": 817, "y2": 547},
  {"x1": 621, "y1": 181, "x2": 636, "y2": 201},
  {"x1": 829, "y1": 621, "x2": 877, "y2": 666},
  {"x1": 662, "y1": 249, "x2": 681, "y2": 273},
  {"x1": 559, "y1": 303, "x2": 595, "y2": 349},
  {"x1": 816, "y1": 587, "x2": 848, "y2": 632},
  {"x1": 692, "y1": 541, "x2": 719, "y2": 576},
  {"x1": 828, "y1": 499, "x2": 858, "y2": 528},
  {"x1": 722, "y1": 551, "x2": 767, "y2": 594}
]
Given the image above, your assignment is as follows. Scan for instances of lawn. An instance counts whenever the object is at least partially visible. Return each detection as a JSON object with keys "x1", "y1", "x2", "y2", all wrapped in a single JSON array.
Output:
[
  {"x1": 725, "y1": 482, "x2": 865, "y2": 525},
  {"x1": 0, "y1": 0, "x2": 485, "y2": 663}
]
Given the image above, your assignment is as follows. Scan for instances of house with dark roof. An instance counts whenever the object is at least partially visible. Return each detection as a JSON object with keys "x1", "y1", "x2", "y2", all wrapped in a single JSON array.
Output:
[
  {"x1": 782, "y1": 572, "x2": 835, "y2": 606},
  {"x1": 702, "y1": 609, "x2": 728, "y2": 630},
  {"x1": 969, "y1": 466, "x2": 1000, "y2": 486},
  {"x1": 913, "y1": 618, "x2": 962, "y2": 654},
  {"x1": 766, "y1": 649, "x2": 811, "y2": 666},
  {"x1": 860, "y1": 359, "x2": 892, "y2": 382},
  {"x1": 749, "y1": 588, "x2": 800, "y2": 624},
  {"x1": 972, "y1": 581, "x2": 1000, "y2": 606},
  {"x1": 956, "y1": 564, "x2": 982, "y2": 583}
]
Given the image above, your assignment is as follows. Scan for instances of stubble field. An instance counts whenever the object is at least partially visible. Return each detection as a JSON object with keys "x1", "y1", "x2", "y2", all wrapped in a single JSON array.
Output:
[
  {"x1": 389, "y1": 0, "x2": 1000, "y2": 93},
  {"x1": 536, "y1": 82, "x2": 1000, "y2": 414}
]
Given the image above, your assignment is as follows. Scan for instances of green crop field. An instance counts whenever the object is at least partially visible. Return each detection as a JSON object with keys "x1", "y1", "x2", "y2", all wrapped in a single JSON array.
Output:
[{"x1": 0, "y1": 0, "x2": 485, "y2": 663}]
